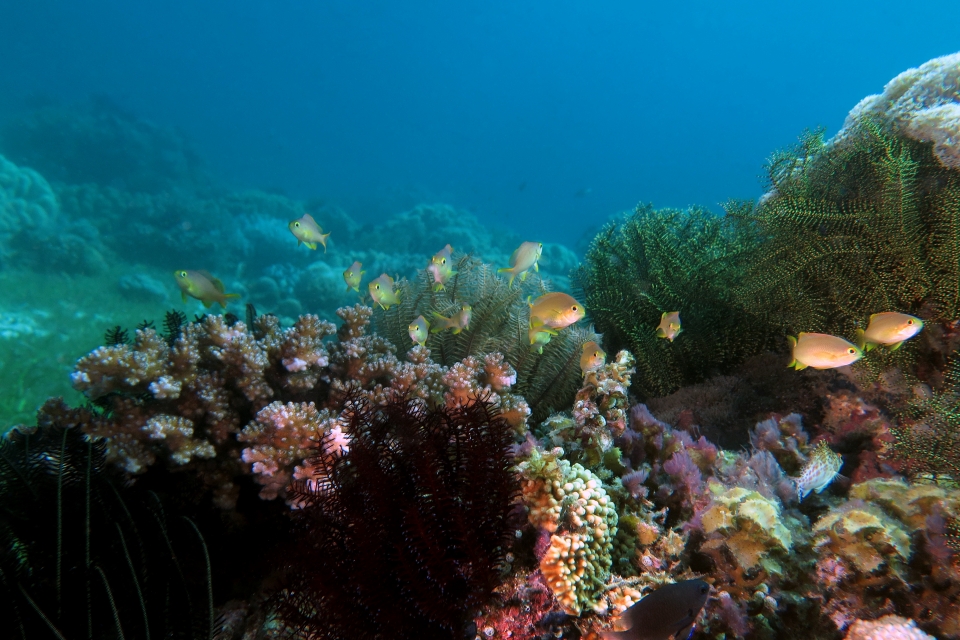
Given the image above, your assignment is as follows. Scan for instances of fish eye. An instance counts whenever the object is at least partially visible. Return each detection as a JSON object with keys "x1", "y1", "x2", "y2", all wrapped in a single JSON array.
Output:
[
  {"x1": 178, "y1": 271, "x2": 187, "y2": 278},
  {"x1": 907, "y1": 319, "x2": 915, "y2": 325},
  {"x1": 572, "y1": 305, "x2": 579, "y2": 311},
  {"x1": 700, "y1": 585, "x2": 708, "y2": 594},
  {"x1": 294, "y1": 222, "x2": 300, "y2": 227},
  {"x1": 848, "y1": 348, "x2": 856, "y2": 354},
  {"x1": 375, "y1": 284, "x2": 380, "y2": 289}
]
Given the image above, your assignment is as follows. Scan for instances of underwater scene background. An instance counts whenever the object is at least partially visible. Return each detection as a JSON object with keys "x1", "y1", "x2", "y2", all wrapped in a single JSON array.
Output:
[{"x1": 2, "y1": 2, "x2": 960, "y2": 639}]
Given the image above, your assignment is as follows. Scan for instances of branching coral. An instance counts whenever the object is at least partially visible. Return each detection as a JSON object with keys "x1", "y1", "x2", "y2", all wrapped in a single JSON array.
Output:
[
  {"x1": 276, "y1": 391, "x2": 518, "y2": 639},
  {"x1": 373, "y1": 253, "x2": 597, "y2": 420}
]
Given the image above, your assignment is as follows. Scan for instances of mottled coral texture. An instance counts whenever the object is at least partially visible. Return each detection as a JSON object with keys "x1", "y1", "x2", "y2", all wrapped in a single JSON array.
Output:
[
  {"x1": 836, "y1": 52, "x2": 960, "y2": 169},
  {"x1": 67, "y1": 305, "x2": 529, "y2": 507}
]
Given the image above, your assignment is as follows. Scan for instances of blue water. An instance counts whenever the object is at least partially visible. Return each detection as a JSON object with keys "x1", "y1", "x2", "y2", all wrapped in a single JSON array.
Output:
[{"x1": 1, "y1": 0, "x2": 958, "y2": 246}]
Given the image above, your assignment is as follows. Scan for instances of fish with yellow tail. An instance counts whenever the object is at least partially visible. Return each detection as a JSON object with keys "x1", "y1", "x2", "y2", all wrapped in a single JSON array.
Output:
[
  {"x1": 343, "y1": 261, "x2": 365, "y2": 292},
  {"x1": 174, "y1": 270, "x2": 240, "y2": 309},
  {"x1": 369, "y1": 274, "x2": 402, "y2": 310},
  {"x1": 529, "y1": 326, "x2": 558, "y2": 353},
  {"x1": 855, "y1": 312, "x2": 924, "y2": 352},
  {"x1": 787, "y1": 332, "x2": 862, "y2": 370},
  {"x1": 655, "y1": 312, "x2": 682, "y2": 342},
  {"x1": 498, "y1": 241, "x2": 542, "y2": 287},
  {"x1": 580, "y1": 341, "x2": 606, "y2": 376},
  {"x1": 408, "y1": 315, "x2": 430, "y2": 347},
  {"x1": 426, "y1": 244, "x2": 457, "y2": 291},
  {"x1": 528, "y1": 292, "x2": 585, "y2": 330},
  {"x1": 600, "y1": 579, "x2": 710, "y2": 640},
  {"x1": 431, "y1": 305, "x2": 472, "y2": 334},
  {"x1": 796, "y1": 441, "x2": 842, "y2": 501},
  {"x1": 288, "y1": 213, "x2": 331, "y2": 252}
]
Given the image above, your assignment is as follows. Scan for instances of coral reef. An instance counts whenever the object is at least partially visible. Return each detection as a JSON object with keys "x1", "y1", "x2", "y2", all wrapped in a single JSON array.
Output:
[
  {"x1": 276, "y1": 391, "x2": 518, "y2": 640},
  {"x1": 0, "y1": 423, "x2": 215, "y2": 639},
  {"x1": 373, "y1": 252, "x2": 598, "y2": 420},
  {"x1": 836, "y1": 52, "x2": 960, "y2": 170},
  {"x1": 574, "y1": 203, "x2": 774, "y2": 398}
]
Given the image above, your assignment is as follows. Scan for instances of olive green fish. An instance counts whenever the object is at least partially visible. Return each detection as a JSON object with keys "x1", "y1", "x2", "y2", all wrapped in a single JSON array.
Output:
[
  {"x1": 431, "y1": 305, "x2": 472, "y2": 334},
  {"x1": 369, "y1": 274, "x2": 402, "y2": 311},
  {"x1": 174, "y1": 270, "x2": 240, "y2": 309},
  {"x1": 498, "y1": 241, "x2": 542, "y2": 287},
  {"x1": 343, "y1": 260, "x2": 365, "y2": 292},
  {"x1": 288, "y1": 213, "x2": 331, "y2": 252},
  {"x1": 655, "y1": 311, "x2": 681, "y2": 342},
  {"x1": 408, "y1": 315, "x2": 430, "y2": 347}
]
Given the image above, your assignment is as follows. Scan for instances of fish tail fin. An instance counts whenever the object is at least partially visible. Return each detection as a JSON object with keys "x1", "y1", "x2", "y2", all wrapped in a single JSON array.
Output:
[
  {"x1": 534, "y1": 262, "x2": 539, "y2": 272},
  {"x1": 787, "y1": 335, "x2": 797, "y2": 348},
  {"x1": 855, "y1": 329, "x2": 866, "y2": 350},
  {"x1": 305, "y1": 241, "x2": 317, "y2": 250},
  {"x1": 322, "y1": 233, "x2": 330, "y2": 252}
]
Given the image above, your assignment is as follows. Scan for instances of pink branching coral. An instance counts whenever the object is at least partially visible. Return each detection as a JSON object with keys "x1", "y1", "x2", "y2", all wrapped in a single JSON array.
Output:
[{"x1": 67, "y1": 306, "x2": 530, "y2": 508}]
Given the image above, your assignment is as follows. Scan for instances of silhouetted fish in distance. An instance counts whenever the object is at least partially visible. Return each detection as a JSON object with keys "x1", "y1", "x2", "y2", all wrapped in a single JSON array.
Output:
[{"x1": 600, "y1": 579, "x2": 711, "y2": 640}]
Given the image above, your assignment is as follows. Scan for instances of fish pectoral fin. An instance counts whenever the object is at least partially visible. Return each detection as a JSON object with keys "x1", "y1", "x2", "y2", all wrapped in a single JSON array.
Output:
[
  {"x1": 656, "y1": 328, "x2": 666, "y2": 337},
  {"x1": 181, "y1": 291, "x2": 188, "y2": 303},
  {"x1": 794, "y1": 362, "x2": 808, "y2": 371},
  {"x1": 202, "y1": 300, "x2": 213, "y2": 309},
  {"x1": 888, "y1": 341, "x2": 904, "y2": 351}
]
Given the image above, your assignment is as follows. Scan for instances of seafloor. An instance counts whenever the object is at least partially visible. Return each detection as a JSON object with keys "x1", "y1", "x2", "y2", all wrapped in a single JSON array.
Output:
[{"x1": 1, "y1": 53, "x2": 959, "y2": 640}]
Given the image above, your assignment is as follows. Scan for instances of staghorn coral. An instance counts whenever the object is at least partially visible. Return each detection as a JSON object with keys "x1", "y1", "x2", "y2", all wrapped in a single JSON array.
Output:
[
  {"x1": 575, "y1": 203, "x2": 773, "y2": 398},
  {"x1": 276, "y1": 391, "x2": 518, "y2": 640}
]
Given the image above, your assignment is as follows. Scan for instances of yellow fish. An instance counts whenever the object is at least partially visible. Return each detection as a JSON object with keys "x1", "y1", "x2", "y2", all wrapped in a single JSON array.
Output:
[
  {"x1": 408, "y1": 315, "x2": 430, "y2": 347},
  {"x1": 787, "y1": 332, "x2": 863, "y2": 370},
  {"x1": 580, "y1": 341, "x2": 606, "y2": 376},
  {"x1": 431, "y1": 305, "x2": 472, "y2": 334},
  {"x1": 856, "y1": 312, "x2": 923, "y2": 352},
  {"x1": 427, "y1": 244, "x2": 457, "y2": 292},
  {"x1": 369, "y1": 274, "x2": 402, "y2": 310},
  {"x1": 655, "y1": 312, "x2": 682, "y2": 342},
  {"x1": 173, "y1": 270, "x2": 240, "y2": 309},
  {"x1": 288, "y1": 213, "x2": 331, "y2": 252},
  {"x1": 498, "y1": 241, "x2": 543, "y2": 287},
  {"x1": 796, "y1": 441, "x2": 842, "y2": 501},
  {"x1": 529, "y1": 326, "x2": 558, "y2": 353},
  {"x1": 343, "y1": 261, "x2": 365, "y2": 292},
  {"x1": 528, "y1": 292, "x2": 585, "y2": 330}
]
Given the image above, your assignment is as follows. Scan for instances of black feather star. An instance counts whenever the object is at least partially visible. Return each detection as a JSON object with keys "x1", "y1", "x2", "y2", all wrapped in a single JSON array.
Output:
[
  {"x1": 0, "y1": 423, "x2": 218, "y2": 639},
  {"x1": 276, "y1": 390, "x2": 519, "y2": 640}
]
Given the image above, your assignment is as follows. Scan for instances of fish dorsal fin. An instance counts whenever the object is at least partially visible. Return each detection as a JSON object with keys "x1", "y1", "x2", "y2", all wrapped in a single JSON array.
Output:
[
  {"x1": 211, "y1": 278, "x2": 226, "y2": 293},
  {"x1": 302, "y1": 213, "x2": 317, "y2": 225},
  {"x1": 661, "y1": 311, "x2": 667, "y2": 320},
  {"x1": 797, "y1": 332, "x2": 809, "y2": 339},
  {"x1": 869, "y1": 313, "x2": 880, "y2": 321}
]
